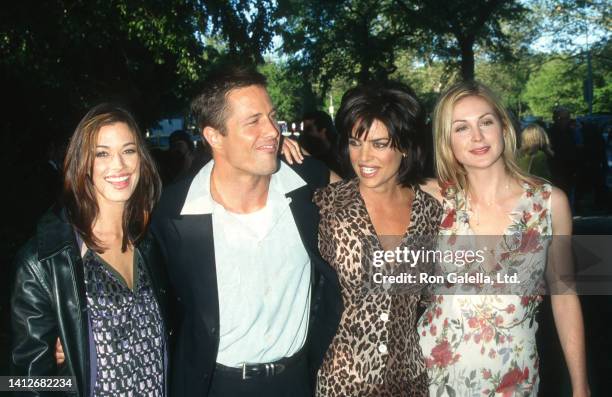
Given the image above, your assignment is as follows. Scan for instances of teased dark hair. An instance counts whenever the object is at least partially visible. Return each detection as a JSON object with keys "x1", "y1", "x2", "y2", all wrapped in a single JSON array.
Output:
[
  {"x1": 63, "y1": 103, "x2": 161, "y2": 252},
  {"x1": 191, "y1": 65, "x2": 267, "y2": 134},
  {"x1": 335, "y1": 81, "x2": 427, "y2": 186}
]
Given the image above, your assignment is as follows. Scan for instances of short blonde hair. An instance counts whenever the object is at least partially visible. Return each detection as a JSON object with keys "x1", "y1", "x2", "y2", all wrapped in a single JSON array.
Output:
[
  {"x1": 520, "y1": 124, "x2": 554, "y2": 156},
  {"x1": 432, "y1": 81, "x2": 534, "y2": 192}
]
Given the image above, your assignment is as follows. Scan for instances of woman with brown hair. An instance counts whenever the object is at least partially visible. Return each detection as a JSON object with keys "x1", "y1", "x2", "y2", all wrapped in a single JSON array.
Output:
[{"x1": 10, "y1": 103, "x2": 170, "y2": 397}]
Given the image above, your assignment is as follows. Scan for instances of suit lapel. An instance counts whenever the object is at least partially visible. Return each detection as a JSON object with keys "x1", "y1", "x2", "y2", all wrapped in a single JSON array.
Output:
[
  {"x1": 168, "y1": 213, "x2": 219, "y2": 330},
  {"x1": 286, "y1": 186, "x2": 319, "y2": 259}
]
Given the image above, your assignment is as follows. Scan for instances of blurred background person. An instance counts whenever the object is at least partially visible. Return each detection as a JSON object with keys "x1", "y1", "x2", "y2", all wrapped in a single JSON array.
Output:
[
  {"x1": 518, "y1": 123, "x2": 554, "y2": 180},
  {"x1": 548, "y1": 107, "x2": 577, "y2": 205},
  {"x1": 300, "y1": 110, "x2": 343, "y2": 177},
  {"x1": 167, "y1": 129, "x2": 195, "y2": 183}
]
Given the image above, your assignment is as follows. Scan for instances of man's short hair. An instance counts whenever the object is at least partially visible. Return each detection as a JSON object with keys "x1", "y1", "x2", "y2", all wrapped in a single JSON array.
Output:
[{"x1": 191, "y1": 65, "x2": 267, "y2": 134}]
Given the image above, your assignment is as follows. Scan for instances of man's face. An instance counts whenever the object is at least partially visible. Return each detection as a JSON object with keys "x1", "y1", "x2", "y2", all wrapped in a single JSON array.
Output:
[{"x1": 214, "y1": 85, "x2": 280, "y2": 177}]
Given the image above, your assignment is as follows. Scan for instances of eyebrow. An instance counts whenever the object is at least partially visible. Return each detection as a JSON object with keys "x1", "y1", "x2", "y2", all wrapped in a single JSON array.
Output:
[
  {"x1": 95, "y1": 142, "x2": 136, "y2": 148},
  {"x1": 243, "y1": 108, "x2": 277, "y2": 123},
  {"x1": 244, "y1": 113, "x2": 262, "y2": 122},
  {"x1": 452, "y1": 113, "x2": 495, "y2": 124},
  {"x1": 349, "y1": 136, "x2": 390, "y2": 142}
]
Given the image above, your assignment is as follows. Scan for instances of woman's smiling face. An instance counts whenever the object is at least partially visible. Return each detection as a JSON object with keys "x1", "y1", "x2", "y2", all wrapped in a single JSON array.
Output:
[{"x1": 450, "y1": 95, "x2": 505, "y2": 171}]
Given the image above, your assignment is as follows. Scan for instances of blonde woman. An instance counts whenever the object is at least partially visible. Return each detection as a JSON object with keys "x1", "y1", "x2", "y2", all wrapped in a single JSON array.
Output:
[
  {"x1": 418, "y1": 81, "x2": 589, "y2": 396},
  {"x1": 518, "y1": 124, "x2": 554, "y2": 180}
]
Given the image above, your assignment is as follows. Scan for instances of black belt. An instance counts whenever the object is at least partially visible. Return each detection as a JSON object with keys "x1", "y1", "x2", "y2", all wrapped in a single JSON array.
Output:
[{"x1": 215, "y1": 350, "x2": 304, "y2": 380}]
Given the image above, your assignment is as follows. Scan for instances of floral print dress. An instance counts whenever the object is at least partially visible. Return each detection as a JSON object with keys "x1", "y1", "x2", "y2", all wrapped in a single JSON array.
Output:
[{"x1": 418, "y1": 183, "x2": 552, "y2": 397}]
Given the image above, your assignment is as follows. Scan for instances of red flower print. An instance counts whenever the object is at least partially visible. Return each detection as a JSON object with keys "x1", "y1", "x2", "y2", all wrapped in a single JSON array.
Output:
[
  {"x1": 505, "y1": 304, "x2": 516, "y2": 314},
  {"x1": 533, "y1": 202, "x2": 542, "y2": 212},
  {"x1": 435, "y1": 307, "x2": 442, "y2": 318},
  {"x1": 522, "y1": 210, "x2": 532, "y2": 223},
  {"x1": 474, "y1": 333, "x2": 482, "y2": 343},
  {"x1": 480, "y1": 346, "x2": 485, "y2": 355},
  {"x1": 526, "y1": 190, "x2": 534, "y2": 198},
  {"x1": 468, "y1": 317, "x2": 479, "y2": 328},
  {"x1": 488, "y1": 348, "x2": 496, "y2": 359},
  {"x1": 542, "y1": 190, "x2": 551, "y2": 199},
  {"x1": 448, "y1": 234, "x2": 457, "y2": 245},
  {"x1": 464, "y1": 334, "x2": 471, "y2": 342},
  {"x1": 482, "y1": 369, "x2": 492, "y2": 379},
  {"x1": 430, "y1": 325, "x2": 437, "y2": 336},
  {"x1": 482, "y1": 326, "x2": 494, "y2": 343},
  {"x1": 441, "y1": 208, "x2": 456, "y2": 229},
  {"x1": 495, "y1": 315, "x2": 504, "y2": 326},
  {"x1": 496, "y1": 367, "x2": 529, "y2": 397},
  {"x1": 499, "y1": 334, "x2": 506, "y2": 343},
  {"x1": 430, "y1": 340, "x2": 454, "y2": 368},
  {"x1": 521, "y1": 296, "x2": 531, "y2": 307},
  {"x1": 519, "y1": 229, "x2": 541, "y2": 253},
  {"x1": 421, "y1": 330, "x2": 426, "y2": 337},
  {"x1": 426, "y1": 312, "x2": 433, "y2": 324},
  {"x1": 539, "y1": 209, "x2": 548, "y2": 220},
  {"x1": 443, "y1": 318, "x2": 449, "y2": 328}
]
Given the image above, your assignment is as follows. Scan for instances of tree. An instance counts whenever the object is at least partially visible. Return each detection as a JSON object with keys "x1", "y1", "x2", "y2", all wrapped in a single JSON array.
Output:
[
  {"x1": 523, "y1": 57, "x2": 588, "y2": 117},
  {"x1": 276, "y1": 0, "x2": 402, "y2": 91},
  {"x1": 395, "y1": 0, "x2": 527, "y2": 81},
  {"x1": 259, "y1": 61, "x2": 307, "y2": 121}
]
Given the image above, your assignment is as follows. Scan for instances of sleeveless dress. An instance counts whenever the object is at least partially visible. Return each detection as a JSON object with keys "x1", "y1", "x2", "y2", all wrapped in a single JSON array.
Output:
[{"x1": 418, "y1": 183, "x2": 552, "y2": 397}]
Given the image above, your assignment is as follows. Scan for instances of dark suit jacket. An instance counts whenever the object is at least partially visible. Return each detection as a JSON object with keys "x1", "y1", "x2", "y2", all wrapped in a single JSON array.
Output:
[{"x1": 150, "y1": 158, "x2": 343, "y2": 396}]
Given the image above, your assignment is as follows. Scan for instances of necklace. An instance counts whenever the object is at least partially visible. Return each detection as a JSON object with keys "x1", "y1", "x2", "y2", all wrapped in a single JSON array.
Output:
[{"x1": 466, "y1": 182, "x2": 510, "y2": 226}]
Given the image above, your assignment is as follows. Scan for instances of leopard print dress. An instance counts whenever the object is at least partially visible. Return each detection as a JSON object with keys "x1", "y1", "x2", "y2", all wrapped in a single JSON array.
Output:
[{"x1": 314, "y1": 178, "x2": 442, "y2": 397}]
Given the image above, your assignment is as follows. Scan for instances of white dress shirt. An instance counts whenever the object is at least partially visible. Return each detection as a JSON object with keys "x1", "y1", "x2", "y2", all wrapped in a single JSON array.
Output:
[{"x1": 180, "y1": 161, "x2": 312, "y2": 366}]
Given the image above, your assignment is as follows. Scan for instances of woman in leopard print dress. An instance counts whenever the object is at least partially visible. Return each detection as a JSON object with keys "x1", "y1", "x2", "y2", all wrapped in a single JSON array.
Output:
[{"x1": 313, "y1": 82, "x2": 442, "y2": 396}]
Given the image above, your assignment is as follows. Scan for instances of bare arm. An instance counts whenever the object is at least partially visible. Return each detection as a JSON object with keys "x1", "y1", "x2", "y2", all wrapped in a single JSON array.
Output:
[{"x1": 548, "y1": 187, "x2": 590, "y2": 397}]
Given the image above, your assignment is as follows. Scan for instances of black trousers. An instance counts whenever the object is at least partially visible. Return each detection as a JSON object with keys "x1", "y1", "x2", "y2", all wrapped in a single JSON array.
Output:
[{"x1": 208, "y1": 353, "x2": 312, "y2": 397}]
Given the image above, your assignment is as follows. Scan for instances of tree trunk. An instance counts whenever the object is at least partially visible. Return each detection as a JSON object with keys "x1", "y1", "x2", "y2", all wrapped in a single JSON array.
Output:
[{"x1": 458, "y1": 36, "x2": 475, "y2": 81}]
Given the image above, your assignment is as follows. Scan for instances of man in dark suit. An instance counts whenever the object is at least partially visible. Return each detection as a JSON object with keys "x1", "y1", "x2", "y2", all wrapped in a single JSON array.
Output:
[{"x1": 150, "y1": 66, "x2": 342, "y2": 396}]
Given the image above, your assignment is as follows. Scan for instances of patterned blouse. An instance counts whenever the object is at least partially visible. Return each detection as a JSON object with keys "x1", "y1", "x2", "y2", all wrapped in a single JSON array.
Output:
[
  {"x1": 84, "y1": 250, "x2": 164, "y2": 397},
  {"x1": 313, "y1": 179, "x2": 442, "y2": 397}
]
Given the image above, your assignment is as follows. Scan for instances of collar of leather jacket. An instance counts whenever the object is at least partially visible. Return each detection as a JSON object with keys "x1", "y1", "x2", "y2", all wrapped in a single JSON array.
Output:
[
  {"x1": 36, "y1": 206, "x2": 78, "y2": 262},
  {"x1": 36, "y1": 206, "x2": 153, "y2": 262}
]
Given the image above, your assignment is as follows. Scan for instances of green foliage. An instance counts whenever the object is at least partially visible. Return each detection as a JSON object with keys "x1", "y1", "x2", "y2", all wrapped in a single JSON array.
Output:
[
  {"x1": 521, "y1": 49, "x2": 611, "y2": 118},
  {"x1": 396, "y1": 0, "x2": 527, "y2": 81},
  {"x1": 276, "y1": 0, "x2": 400, "y2": 90},
  {"x1": 259, "y1": 61, "x2": 307, "y2": 121}
]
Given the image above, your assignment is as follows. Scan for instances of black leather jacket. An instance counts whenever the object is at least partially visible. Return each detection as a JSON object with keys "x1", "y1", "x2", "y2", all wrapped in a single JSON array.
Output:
[{"x1": 10, "y1": 207, "x2": 172, "y2": 397}]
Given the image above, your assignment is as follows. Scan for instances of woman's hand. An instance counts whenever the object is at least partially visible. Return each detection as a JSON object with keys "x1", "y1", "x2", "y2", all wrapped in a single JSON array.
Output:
[
  {"x1": 55, "y1": 337, "x2": 65, "y2": 366},
  {"x1": 281, "y1": 137, "x2": 305, "y2": 165}
]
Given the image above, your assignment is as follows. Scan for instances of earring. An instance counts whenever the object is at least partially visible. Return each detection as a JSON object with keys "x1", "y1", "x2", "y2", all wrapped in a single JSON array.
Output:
[{"x1": 402, "y1": 153, "x2": 407, "y2": 158}]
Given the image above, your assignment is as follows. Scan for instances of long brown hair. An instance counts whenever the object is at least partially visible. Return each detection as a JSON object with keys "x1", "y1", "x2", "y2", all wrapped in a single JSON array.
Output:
[{"x1": 63, "y1": 103, "x2": 161, "y2": 252}]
